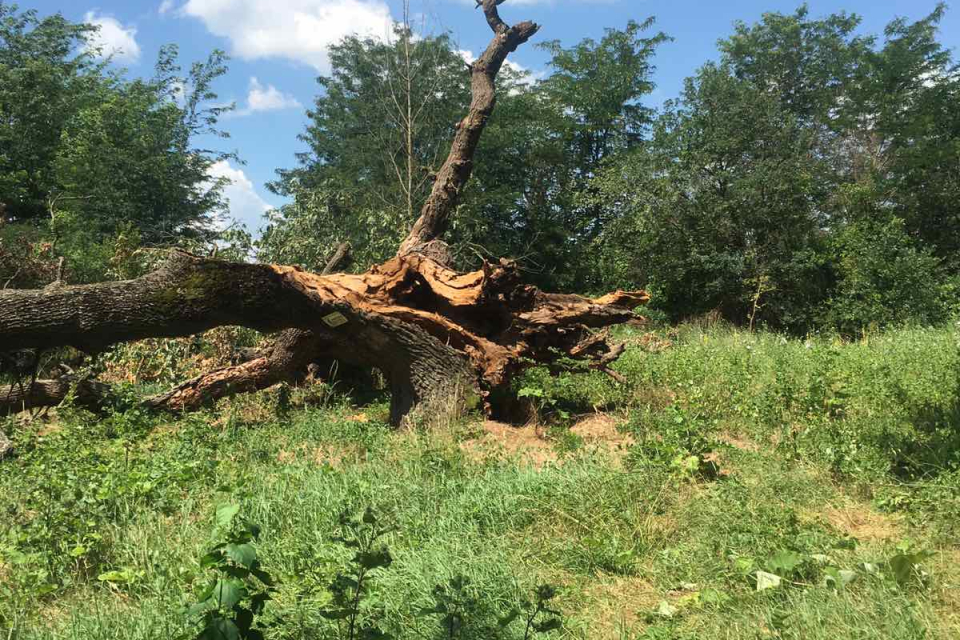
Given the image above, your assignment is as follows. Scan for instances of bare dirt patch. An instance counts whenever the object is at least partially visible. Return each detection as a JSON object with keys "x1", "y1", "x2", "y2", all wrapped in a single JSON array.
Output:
[
  {"x1": 274, "y1": 442, "x2": 360, "y2": 468},
  {"x1": 933, "y1": 548, "x2": 960, "y2": 637},
  {"x1": 459, "y1": 414, "x2": 633, "y2": 469},
  {"x1": 460, "y1": 420, "x2": 558, "y2": 469},
  {"x1": 579, "y1": 576, "x2": 660, "y2": 639},
  {"x1": 718, "y1": 432, "x2": 760, "y2": 452},
  {"x1": 570, "y1": 414, "x2": 634, "y2": 465},
  {"x1": 822, "y1": 504, "x2": 903, "y2": 543}
]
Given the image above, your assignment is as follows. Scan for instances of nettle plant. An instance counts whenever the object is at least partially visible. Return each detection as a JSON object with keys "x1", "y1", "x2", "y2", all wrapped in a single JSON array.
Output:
[
  {"x1": 181, "y1": 503, "x2": 277, "y2": 640},
  {"x1": 501, "y1": 584, "x2": 564, "y2": 640},
  {"x1": 322, "y1": 508, "x2": 566, "y2": 640},
  {"x1": 321, "y1": 507, "x2": 396, "y2": 640},
  {"x1": 419, "y1": 575, "x2": 564, "y2": 640}
]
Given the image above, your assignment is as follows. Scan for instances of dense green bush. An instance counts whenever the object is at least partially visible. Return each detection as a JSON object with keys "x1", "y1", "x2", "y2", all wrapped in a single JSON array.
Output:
[{"x1": 822, "y1": 218, "x2": 948, "y2": 334}]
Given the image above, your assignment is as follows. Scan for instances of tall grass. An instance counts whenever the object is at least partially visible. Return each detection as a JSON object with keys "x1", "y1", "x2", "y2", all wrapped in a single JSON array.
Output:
[{"x1": 1, "y1": 324, "x2": 958, "y2": 639}]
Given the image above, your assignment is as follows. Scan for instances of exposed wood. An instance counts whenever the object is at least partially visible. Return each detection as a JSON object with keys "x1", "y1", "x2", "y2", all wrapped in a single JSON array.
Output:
[
  {"x1": 143, "y1": 329, "x2": 328, "y2": 413},
  {"x1": 1, "y1": 251, "x2": 646, "y2": 423}
]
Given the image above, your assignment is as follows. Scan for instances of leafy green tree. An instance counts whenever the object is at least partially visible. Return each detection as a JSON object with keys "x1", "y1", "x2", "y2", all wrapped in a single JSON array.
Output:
[
  {"x1": 719, "y1": 5, "x2": 870, "y2": 127},
  {"x1": 269, "y1": 26, "x2": 472, "y2": 266},
  {"x1": 522, "y1": 19, "x2": 669, "y2": 290},
  {"x1": 52, "y1": 45, "x2": 235, "y2": 245},
  {"x1": 823, "y1": 218, "x2": 948, "y2": 334},
  {"x1": 721, "y1": 3, "x2": 960, "y2": 270},
  {"x1": 0, "y1": 3, "x2": 100, "y2": 221},
  {"x1": 594, "y1": 64, "x2": 831, "y2": 328},
  {"x1": 596, "y1": 4, "x2": 958, "y2": 331},
  {"x1": 845, "y1": 6, "x2": 960, "y2": 270},
  {"x1": 0, "y1": 3, "x2": 235, "y2": 285},
  {"x1": 258, "y1": 182, "x2": 398, "y2": 271}
]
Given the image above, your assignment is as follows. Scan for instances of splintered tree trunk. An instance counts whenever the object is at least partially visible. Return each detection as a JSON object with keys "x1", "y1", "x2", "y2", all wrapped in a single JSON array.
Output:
[
  {"x1": 0, "y1": 1, "x2": 649, "y2": 427},
  {"x1": 1, "y1": 251, "x2": 646, "y2": 423}
]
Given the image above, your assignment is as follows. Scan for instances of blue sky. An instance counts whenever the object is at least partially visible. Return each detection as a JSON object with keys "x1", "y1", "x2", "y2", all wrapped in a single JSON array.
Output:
[{"x1": 16, "y1": 0, "x2": 960, "y2": 233}]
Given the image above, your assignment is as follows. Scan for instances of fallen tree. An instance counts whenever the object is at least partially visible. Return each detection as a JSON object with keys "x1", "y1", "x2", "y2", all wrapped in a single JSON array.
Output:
[{"x1": 0, "y1": 0, "x2": 648, "y2": 426}]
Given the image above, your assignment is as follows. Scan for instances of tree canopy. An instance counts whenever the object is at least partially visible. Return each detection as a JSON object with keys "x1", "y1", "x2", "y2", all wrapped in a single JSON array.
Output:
[
  {"x1": 0, "y1": 2, "x2": 234, "y2": 286},
  {"x1": 2, "y1": 1, "x2": 958, "y2": 334}
]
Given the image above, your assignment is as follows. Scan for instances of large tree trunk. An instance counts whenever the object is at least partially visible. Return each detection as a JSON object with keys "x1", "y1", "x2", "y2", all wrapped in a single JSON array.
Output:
[
  {"x1": 143, "y1": 244, "x2": 355, "y2": 415},
  {"x1": 1, "y1": 252, "x2": 646, "y2": 423},
  {"x1": 0, "y1": 1, "x2": 649, "y2": 427}
]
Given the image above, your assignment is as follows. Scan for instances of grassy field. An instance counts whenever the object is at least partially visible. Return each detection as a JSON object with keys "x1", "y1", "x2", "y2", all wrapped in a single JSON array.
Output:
[{"x1": 1, "y1": 324, "x2": 958, "y2": 639}]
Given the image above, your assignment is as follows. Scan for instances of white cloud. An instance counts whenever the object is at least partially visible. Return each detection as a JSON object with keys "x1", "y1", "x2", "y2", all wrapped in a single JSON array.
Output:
[
  {"x1": 458, "y1": 0, "x2": 618, "y2": 4},
  {"x1": 158, "y1": 0, "x2": 176, "y2": 16},
  {"x1": 238, "y1": 77, "x2": 302, "y2": 116},
  {"x1": 208, "y1": 161, "x2": 273, "y2": 230},
  {"x1": 457, "y1": 49, "x2": 543, "y2": 87},
  {"x1": 182, "y1": 0, "x2": 394, "y2": 72},
  {"x1": 82, "y1": 12, "x2": 141, "y2": 64}
]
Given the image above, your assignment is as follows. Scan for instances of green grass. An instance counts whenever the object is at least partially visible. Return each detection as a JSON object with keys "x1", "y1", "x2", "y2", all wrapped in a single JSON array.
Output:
[{"x1": 1, "y1": 323, "x2": 958, "y2": 639}]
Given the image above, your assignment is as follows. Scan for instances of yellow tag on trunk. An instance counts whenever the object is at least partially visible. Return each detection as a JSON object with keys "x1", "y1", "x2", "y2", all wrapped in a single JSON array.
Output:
[{"x1": 322, "y1": 312, "x2": 348, "y2": 328}]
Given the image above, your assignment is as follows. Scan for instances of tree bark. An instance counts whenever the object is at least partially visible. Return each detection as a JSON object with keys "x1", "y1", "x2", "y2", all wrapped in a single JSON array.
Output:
[{"x1": 155, "y1": 242, "x2": 356, "y2": 413}]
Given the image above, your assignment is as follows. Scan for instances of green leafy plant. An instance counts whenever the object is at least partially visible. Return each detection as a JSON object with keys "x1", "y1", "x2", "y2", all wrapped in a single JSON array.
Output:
[
  {"x1": 321, "y1": 507, "x2": 395, "y2": 640},
  {"x1": 627, "y1": 405, "x2": 721, "y2": 480},
  {"x1": 419, "y1": 574, "x2": 477, "y2": 639},
  {"x1": 182, "y1": 503, "x2": 277, "y2": 640},
  {"x1": 884, "y1": 540, "x2": 934, "y2": 588},
  {"x1": 498, "y1": 584, "x2": 563, "y2": 639},
  {"x1": 518, "y1": 384, "x2": 570, "y2": 423}
]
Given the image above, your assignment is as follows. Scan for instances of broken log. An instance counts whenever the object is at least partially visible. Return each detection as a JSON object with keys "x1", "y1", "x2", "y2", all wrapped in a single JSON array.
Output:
[
  {"x1": 0, "y1": 375, "x2": 113, "y2": 414},
  {"x1": 1, "y1": 251, "x2": 646, "y2": 423}
]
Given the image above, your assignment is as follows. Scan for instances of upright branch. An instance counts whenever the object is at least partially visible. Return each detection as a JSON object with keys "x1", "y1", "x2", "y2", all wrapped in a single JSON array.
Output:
[{"x1": 397, "y1": 0, "x2": 539, "y2": 256}]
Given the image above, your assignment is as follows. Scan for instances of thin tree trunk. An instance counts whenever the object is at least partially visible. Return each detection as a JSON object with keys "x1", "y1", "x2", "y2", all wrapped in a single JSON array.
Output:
[{"x1": 397, "y1": 1, "x2": 539, "y2": 256}]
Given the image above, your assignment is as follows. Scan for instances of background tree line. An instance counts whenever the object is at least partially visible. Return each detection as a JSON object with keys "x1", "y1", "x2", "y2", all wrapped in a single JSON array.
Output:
[
  {"x1": 0, "y1": 2, "x2": 237, "y2": 287},
  {"x1": 2, "y1": 1, "x2": 958, "y2": 335}
]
